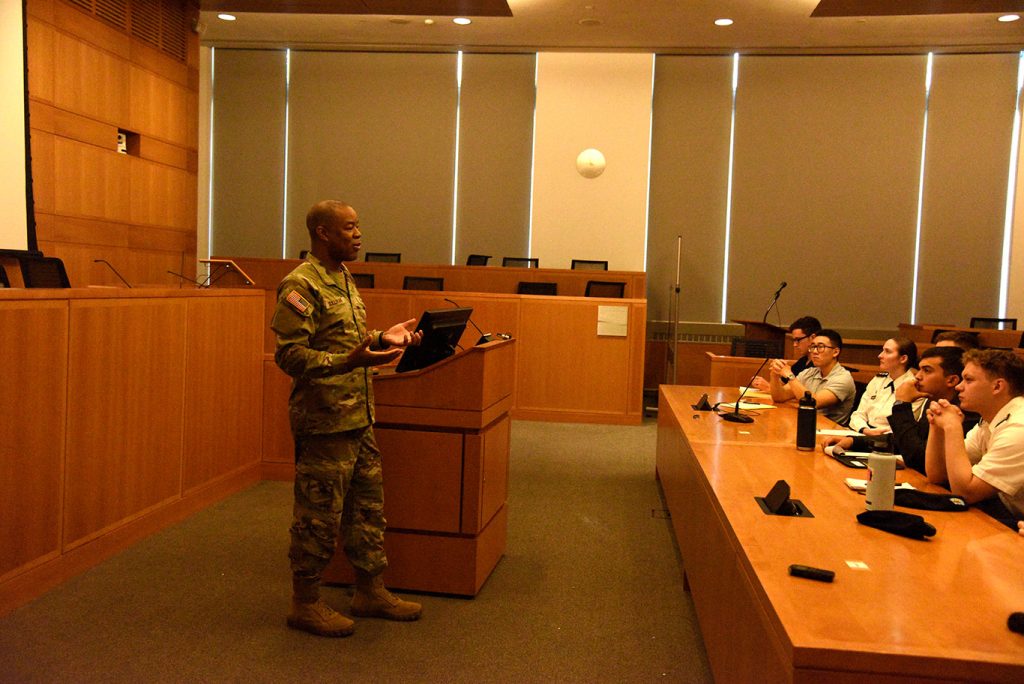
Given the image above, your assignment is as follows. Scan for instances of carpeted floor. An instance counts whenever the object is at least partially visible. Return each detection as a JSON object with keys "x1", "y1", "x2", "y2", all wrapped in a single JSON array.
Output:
[{"x1": 0, "y1": 420, "x2": 711, "y2": 683}]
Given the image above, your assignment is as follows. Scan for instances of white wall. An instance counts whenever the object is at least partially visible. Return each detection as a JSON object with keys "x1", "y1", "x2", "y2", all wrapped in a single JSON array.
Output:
[{"x1": 530, "y1": 53, "x2": 653, "y2": 272}]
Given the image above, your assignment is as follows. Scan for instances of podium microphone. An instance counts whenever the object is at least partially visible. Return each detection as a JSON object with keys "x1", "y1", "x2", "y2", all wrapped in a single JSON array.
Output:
[
  {"x1": 444, "y1": 298, "x2": 495, "y2": 344},
  {"x1": 93, "y1": 259, "x2": 132, "y2": 288},
  {"x1": 762, "y1": 281, "x2": 787, "y2": 323},
  {"x1": 721, "y1": 356, "x2": 772, "y2": 424}
]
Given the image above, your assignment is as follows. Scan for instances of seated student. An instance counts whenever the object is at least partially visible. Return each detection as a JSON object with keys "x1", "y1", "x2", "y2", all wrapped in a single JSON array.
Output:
[
  {"x1": 750, "y1": 315, "x2": 821, "y2": 391},
  {"x1": 769, "y1": 328, "x2": 856, "y2": 425},
  {"x1": 933, "y1": 330, "x2": 980, "y2": 351},
  {"x1": 926, "y1": 349, "x2": 1024, "y2": 526},
  {"x1": 821, "y1": 346, "x2": 978, "y2": 473},
  {"x1": 848, "y1": 337, "x2": 923, "y2": 436}
]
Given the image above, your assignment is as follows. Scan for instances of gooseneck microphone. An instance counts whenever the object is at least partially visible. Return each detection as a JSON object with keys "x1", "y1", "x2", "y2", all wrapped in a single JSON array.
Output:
[
  {"x1": 93, "y1": 259, "x2": 132, "y2": 288},
  {"x1": 444, "y1": 298, "x2": 495, "y2": 345},
  {"x1": 721, "y1": 356, "x2": 772, "y2": 424},
  {"x1": 167, "y1": 270, "x2": 204, "y2": 288},
  {"x1": 762, "y1": 281, "x2": 787, "y2": 324}
]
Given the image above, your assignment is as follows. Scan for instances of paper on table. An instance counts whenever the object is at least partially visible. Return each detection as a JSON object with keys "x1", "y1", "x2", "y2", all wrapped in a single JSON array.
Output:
[
  {"x1": 817, "y1": 428, "x2": 862, "y2": 437},
  {"x1": 720, "y1": 401, "x2": 776, "y2": 411},
  {"x1": 844, "y1": 478, "x2": 916, "y2": 492}
]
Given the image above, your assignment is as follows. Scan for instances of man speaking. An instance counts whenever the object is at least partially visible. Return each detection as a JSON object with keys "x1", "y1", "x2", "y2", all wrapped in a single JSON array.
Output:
[{"x1": 272, "y1": 200, "x2": 423, "y2": 637}]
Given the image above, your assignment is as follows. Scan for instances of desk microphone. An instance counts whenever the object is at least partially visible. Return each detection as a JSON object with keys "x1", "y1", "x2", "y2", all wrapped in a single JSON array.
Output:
[
  {"x1": 721, "y1": 356, "x2": 772, "y2": 424},
  {"x1": 1009, "y1": 612, "x2": 1024, "y2": 635},
  {"x1": 762, "y1": 281, "x2": 787, "y2": 324},
  {"x1": 444, "y1": 298, "x2": 496, "y2": 344},
  {"x1": 93, "y1": 259, "x2": 132, "y2": 288}
]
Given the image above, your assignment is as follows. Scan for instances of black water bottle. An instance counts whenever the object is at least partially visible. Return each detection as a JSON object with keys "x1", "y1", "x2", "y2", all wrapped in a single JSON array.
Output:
[{"x1": 796, "y1": 391, "x2": 816, "y2": 451}]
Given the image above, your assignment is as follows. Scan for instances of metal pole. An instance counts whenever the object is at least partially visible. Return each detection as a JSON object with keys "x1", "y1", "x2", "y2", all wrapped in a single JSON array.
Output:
[{"x1": 666, "y1": 235, "x2": 682, "y2": 385}]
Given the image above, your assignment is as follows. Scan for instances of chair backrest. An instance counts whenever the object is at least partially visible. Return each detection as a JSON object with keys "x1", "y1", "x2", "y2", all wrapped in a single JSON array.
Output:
[
  {"x1": 584, "y1": 280, "x2": 625, "y2": 298},
  {"x1": 19, "y1": 256, "x2": 71, "y2": 288},
  {"x1": 571, "y1": 259, "x2": 608, "y2": 271},
  {"x1": 0, "y1": 264, "x2": 8, "y2": 288},
  {"x1": 970, "y1": 317, "x2": 1017, "y2": 330},
  {"x1": 466, "y1": 254, "x2": 491, "y2": 266},
  {"x1": 365, "y1": 252, "x2": 401, "y2": 263},
  {"x1": 403, "y1": 276, "x2": 444, "y2": 291},
  {"x1": 351, "y1": 272, "x2": 374, "y2": 290},
  {"x1": 730, "y1": 337, "x2": 784, "y2": 359},
  {"x1": 502, "y1": 257, "x2": 539, "y2": 268},
  {"x1": 517, "y1": 281, "x2": 558, "y2": 296}
]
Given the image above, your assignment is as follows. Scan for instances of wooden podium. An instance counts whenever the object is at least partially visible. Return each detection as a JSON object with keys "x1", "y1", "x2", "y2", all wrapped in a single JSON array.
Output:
[
  {"x1": 323, "y1": 338, "x2": 516, "y2": 596},
  {"x1": 732, "y1": 319, "x2": 788, "y2": 342}
]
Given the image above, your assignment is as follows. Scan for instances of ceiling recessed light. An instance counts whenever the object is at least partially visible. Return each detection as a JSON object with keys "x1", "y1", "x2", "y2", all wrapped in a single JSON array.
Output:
[
  {"x1": 217, "y1": 13, "x2": 236, "y2": 21},
  {"x1": 453, "y1": 17, "x2": 472, "y2": 26},
  {"x1": 578, "y1": 17, "x2": 601, "y2": 27},
  {"x1": 424, "y1": 19, "x2": 435, "y2": 25},
  {"x1": 714, "y1": 18, "x2": 733, "y2": 27},
  {"x1": 998, "y1": 14, "x2": 1020, "y2": 22}
]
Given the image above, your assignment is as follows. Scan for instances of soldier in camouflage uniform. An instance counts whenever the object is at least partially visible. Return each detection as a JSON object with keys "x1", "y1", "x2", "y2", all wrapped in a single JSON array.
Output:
[{"x1": 272, "y1": 200, "x2": 423, "y2": 638}]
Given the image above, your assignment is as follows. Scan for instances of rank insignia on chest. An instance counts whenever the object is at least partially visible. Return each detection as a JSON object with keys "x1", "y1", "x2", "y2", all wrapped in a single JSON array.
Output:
[{"x1": 286, "y1": 290, "x2": 311, "y2": 315}]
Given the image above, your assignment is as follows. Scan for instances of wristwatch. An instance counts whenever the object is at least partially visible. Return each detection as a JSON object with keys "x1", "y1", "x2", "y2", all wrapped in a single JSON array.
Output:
[{"x1": 781, "y1": 373, "x2": 795, "y2": 385}]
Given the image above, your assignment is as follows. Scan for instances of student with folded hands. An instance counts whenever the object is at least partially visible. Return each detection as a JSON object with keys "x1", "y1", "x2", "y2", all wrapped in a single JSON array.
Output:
[
  {"x1": 925, "y1": 349, "x2": 1024, "y2": 527},
  {"x1": 821, "y1": 346, "x2": 977, "y2": 473},
  {"x1": 769, "y1": 328, "x2": 856, "y2": 425}
]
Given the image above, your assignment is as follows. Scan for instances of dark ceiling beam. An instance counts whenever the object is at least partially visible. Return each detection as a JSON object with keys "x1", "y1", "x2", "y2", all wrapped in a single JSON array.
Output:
[{"x1": 812, "y1": 0, "x2": 1024, "y2": 17}]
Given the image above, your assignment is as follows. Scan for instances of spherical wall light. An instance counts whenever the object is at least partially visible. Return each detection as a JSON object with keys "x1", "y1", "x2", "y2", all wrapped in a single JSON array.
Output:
[{"x1": 576, "y1": 148, "x2": 606, "y2": 178}]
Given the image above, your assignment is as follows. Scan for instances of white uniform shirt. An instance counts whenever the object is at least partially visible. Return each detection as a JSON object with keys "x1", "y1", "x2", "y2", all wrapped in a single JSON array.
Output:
[
  {"x1": 965, "y1": 395, "x2": 1024, "y2": 519},
  {"x1": 849, "y1": 370, "x2": 924, "y2": 432}
]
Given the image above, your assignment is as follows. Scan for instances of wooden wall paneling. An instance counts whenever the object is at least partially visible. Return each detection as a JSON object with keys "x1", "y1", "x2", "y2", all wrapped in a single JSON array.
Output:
[
  {"x1": 261, "y1": 360, "x2": 293, "y2": 464},
  {"x1": 128, "y1": 246, "x2": 194, "y2": 288},
  {"x1": 53, "y1": 108, "x2": 118, "y2": 149},
  {"x1": 137, "y1": 136, "x2": 189, "y2": 169},
  {"x1": 48, "y1": 215, "x2": 128, "y2": 247},
  {"x1": 53, "y1": 138, "x2": 131, "y2": 222},
  {"x1": 63, "y1": 297, "x2": 188, "y2": 549},
  {"x1": 39, "y1": 241, "x2": 130, "y2": 288},
  {"x1": 26, "y1": 0, "x2": 55, "y2": 24},
  {"x1": 181, "y1": 295, "x2": 264, "y2": 492},
  {"x1": 129, "y1": 157, "x2": 193, "y2": 230},
  {"x1": 129, "y1": 37, "x2": 191, "y2": 88},
  {"x1": 28, "y1": 129, "x2": 55, "y2": 213},
  {"x1": 26, "y1": 16, "x2": 54, "y2": 103},
  {"x1": 53, "y1": 31, "x2": 130, "y2": 125},
  {"x1": 129, "y1": 65, "x2": 189, "y2": 145},
  {"x1": 52, "y1": 1, "x2": 131, "y2": 59},
  {"x1": 0, "y1": 300, "x2": 68, "y2": 582}
]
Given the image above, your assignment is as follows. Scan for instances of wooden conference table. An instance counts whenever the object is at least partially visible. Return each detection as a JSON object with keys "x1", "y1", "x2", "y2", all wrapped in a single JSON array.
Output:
[{"x1": 656, "y1": 385, "x2": 1024, "y2": 683}]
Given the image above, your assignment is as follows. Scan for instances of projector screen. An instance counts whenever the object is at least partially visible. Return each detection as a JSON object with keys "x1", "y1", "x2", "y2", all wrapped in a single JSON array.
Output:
[{"x1": 0, "y1": 1, "x2": 36, "y2": 255}]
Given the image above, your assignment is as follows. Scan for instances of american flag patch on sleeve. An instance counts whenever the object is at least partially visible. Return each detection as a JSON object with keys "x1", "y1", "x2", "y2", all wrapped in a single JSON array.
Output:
[{"x1": 285, "y1": 290, "x2": 311, "y2": 314}]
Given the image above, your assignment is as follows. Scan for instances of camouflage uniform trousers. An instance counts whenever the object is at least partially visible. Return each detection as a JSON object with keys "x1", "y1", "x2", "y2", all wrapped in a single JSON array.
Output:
[{"x1": 289, "y1": 426, "x2": 388, "y2": 598}]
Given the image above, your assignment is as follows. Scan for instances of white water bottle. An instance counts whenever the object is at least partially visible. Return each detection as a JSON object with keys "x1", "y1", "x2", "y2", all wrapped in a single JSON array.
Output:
[{"x1": 865, "y1": 453, "x2": 898, "y2": 511}]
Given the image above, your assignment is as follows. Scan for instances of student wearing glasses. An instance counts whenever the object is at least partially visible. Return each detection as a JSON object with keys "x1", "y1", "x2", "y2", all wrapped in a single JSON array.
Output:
[
  {"x1": 768, "y1": 328, "x2": 856, "y2": 425},
  {"x1": 750, "y1": 315, "x2": 820, "y2": 391}
]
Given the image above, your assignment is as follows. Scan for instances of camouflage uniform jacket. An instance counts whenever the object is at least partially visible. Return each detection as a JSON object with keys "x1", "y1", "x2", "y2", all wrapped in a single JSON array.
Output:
[{"x1": 271, "y1": 255, "x2": 381, "y2": 436}]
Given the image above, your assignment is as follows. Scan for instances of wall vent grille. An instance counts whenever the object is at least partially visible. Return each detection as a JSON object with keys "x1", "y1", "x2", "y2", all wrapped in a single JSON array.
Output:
[
  {"x1": 649, "y1": 332, "x2": 735, "y2": 344},
  {"x1": 62, "y1": 0, "x2": 189, "y2": 63}
]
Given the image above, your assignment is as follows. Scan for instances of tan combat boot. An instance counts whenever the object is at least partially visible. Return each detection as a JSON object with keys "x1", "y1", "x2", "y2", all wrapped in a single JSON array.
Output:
[
  {"x1": 287, "y1": 579, "x2": 355, "y2": 637},
  {"x1": 351, "y1": 571, "x2": 422, "y2": 621}
]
